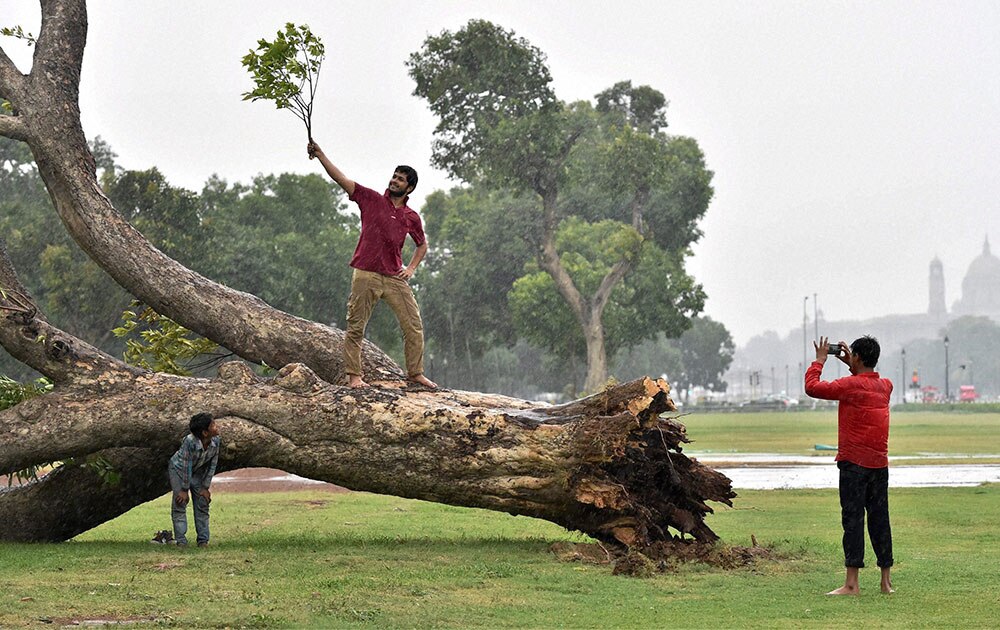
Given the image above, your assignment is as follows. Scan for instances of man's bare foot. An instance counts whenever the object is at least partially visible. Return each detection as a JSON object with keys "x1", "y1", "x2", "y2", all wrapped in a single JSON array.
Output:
[
  {"x1": 347, "y1": 375, "x2": 369, "y2": 388},
  {"x1": 880, "y1": 568, "x2": 893, "y2": 593},
  {"x1": 826, "y1": 585, "x2": 860, "y2": 596},
  {"x1": 408, "y1": 374, "x2": 438, "y2": 389}
]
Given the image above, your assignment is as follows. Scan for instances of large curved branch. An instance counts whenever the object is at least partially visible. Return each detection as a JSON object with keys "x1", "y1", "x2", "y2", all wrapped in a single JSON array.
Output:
[
  {"x1": 593, "y1": 258, "x2": 634, "y2": 316},
  {"x1": 0, "y1": 47, "x2": 28, "y2": 101},
  {"x1": 0, "y1": 366, "x2": 735, "y2": 545},
  {"x1": 536, "y1": 190, "x2": 589, "y2": 328},
  {"x1": 0, "y1": 447, "x2": 171, "y2": 542},
  {"x1": 9, "y1": 0, "x2": 399, "y2": 385},
  {"x1": 0, "y1": 238, "x2": 137, "y2": 383},
  {"x1": 32, "y1": 0, "x2": 87, "y2": 103},
  {"x1": 0, "y1": 114, "x2": 29, "y2": 141}
]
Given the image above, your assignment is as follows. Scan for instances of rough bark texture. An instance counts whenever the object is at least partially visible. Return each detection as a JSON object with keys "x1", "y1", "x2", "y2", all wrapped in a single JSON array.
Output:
[
  {"x1": 2, "y1": 361, "x2": 733, "y2": 544},
  {"x1": 0, "y1": 0, "x2": 735, "y2": 547}
]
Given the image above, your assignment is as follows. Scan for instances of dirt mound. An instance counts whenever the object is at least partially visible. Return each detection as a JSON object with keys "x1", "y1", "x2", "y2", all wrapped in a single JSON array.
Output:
[{"x1": 552, "y1": 537, "x2": 775, "y2": 577}]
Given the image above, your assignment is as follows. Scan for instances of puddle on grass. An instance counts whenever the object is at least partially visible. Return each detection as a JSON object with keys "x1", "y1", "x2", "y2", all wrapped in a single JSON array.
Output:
[
  {"x1": 688, "y1": 452, "x2": 1000, "y2": 465},
  {"x1": 213, "y1": 459, "x2": 1000, "y2": 492},
  {"x1": 220, "y1": 474, "x2": 329, "y2": 485},
  {"x1": 710, "y1": 463, "x2": 1000, "y2": 489},
  {"x1": 685, "y1": 452, "x2": 1000, "y2": 489}
]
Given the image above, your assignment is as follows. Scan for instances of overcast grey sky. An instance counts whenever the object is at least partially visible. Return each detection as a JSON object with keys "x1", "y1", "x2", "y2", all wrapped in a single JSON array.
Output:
[{"x1": 5, "y1": 1, "x2": 999, "y2": 346}]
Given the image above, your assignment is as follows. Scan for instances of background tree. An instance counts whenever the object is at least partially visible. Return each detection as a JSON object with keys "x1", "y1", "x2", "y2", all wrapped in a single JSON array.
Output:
[
  {"x1": 418, "y1": 187, "x2": 541, "y2": 390},
  {"x1": 0, "y1": 1, "x2": 733, "y2": 551},
  {"x1": 672, "y1": 316, "x2": 735, "y2": 403},
  {"x1": 611, "y1": 317, "x2": 734, "y2": 404},
  {"x1": 408, "y1": 21, "x2": 712, "y2": 393}
]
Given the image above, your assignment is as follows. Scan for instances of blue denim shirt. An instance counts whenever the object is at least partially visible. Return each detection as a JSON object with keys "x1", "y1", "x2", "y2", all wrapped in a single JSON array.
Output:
[{"x1": 169, "y1": 433, "x2": 220, "y2": 490}]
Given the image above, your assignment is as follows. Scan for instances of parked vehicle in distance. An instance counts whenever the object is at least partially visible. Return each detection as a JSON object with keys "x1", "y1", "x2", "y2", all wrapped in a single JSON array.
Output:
[{"x1": 959, "y1": 385, "x2": 978, "y2": 402}]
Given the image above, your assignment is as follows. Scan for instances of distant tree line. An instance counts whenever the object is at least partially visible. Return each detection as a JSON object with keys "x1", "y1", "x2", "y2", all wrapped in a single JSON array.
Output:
[
  {"x1": 883, "y1": 316, "x2": 1000, "y2": 400},
  {"x1": 2, "y1": 19, "x2": 738, "y2": 396},
  {"x1": 1, "y1": 134, "x2": 733, "y2": 397}
]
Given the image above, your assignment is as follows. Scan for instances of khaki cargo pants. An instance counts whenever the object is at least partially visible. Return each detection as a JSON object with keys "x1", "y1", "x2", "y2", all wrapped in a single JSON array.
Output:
[{"x1": 344, "y1": 268, "x2": 425, "y2": 379}]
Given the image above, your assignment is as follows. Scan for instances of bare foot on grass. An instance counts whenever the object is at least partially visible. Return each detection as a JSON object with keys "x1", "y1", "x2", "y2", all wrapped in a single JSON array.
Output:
[
  {"x1": 880, "y1": 568, "x2": 894, "y2": 593},
  {"x1": 347, "y1": 375, "x2": 369, "y2": 388},
  {"x1": 408, "y1": 374, "x2": 438, "y2": 389},
  {"x1": 826, "y1": 585, "x2": 860, "y2": 596}
]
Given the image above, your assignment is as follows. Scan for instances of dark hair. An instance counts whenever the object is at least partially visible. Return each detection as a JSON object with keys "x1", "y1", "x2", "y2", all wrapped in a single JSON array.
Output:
[
  {"x1": 189, "y1": 412, "x2": 214, "y2": 438},
  {"x1": 850, "y1": 335, "x2": 881, "y2": 368},
  {"x1": 395, "y1": 165, "x2": 418, "y2": 191}
]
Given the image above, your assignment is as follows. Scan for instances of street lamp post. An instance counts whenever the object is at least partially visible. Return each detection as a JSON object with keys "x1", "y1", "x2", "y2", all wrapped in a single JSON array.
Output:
[
  {"x1": 901, "y1": 348, "x2": 906, "y2": 405},
  {"x1": 802, "y1": 296, "x2": 809, "y2": 388},
  {"x1": 944, "y1": 335, "x2": 950, "y2": 401},
  {"x1": 813, "y1": 292, "x2": 818, "y2": 342}
]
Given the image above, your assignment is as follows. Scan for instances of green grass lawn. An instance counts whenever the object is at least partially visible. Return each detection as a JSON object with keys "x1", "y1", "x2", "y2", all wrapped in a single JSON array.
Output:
[
  {"x1": 679, "y1": 410, "x2": 1000, "y2": 462},
  {"x1": 2, "y1": 486, "x2": 999, "y2": 628}
]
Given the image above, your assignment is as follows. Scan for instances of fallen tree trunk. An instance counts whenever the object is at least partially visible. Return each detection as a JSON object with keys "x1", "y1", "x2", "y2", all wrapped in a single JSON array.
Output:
[
  {"x1": 0, "y1": 0, "x2": 735, "y2": 548},
  {"x1": 1, "y1": 362, "x2": 734, "y2": 544}
]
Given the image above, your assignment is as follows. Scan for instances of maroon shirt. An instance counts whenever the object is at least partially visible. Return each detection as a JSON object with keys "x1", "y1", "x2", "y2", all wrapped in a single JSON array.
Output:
[{"x1": 348, "y1": 183, "x2": 426, "y2": 276}]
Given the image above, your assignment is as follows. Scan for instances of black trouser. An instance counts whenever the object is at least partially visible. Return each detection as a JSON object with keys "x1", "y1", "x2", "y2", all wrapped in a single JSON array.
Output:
[{"x1": 838, "y1": 460, "x2": 893, "y2": 568}]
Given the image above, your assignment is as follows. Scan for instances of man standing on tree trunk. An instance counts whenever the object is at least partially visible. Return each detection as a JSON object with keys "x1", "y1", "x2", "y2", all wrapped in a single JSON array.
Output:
[
  {"x1": 805, "y1": 335, "x2": 894, "y2": 596},
  {"x1": 308, "y1": 140, "x2": 437, "y2": 389}
]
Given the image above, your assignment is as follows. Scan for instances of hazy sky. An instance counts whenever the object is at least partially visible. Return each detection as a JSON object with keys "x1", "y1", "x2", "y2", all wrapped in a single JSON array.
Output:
[{"x1": 5, "y1": 1, "x2": 999, "y2": 345}]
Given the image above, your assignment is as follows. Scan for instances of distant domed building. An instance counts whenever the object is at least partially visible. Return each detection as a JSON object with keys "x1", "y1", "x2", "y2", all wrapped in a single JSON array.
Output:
[
  {"x1": 951, "y1": 237, "x2": 1000, "y2": 321},
  {"x1": 729, "y1": 236, "x2": 1000, "y2": 399}
]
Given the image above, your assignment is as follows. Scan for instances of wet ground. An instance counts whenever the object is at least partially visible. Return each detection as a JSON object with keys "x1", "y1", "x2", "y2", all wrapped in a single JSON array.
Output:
[
  {"x1": 213, "y1": 468, "x2": 347, "y2": 493},
  {"x1": 213, "y1": 457, "x2": 1000, "y2": 493},
  {"x1": 688, "y1": 453, "x2": 1000, "y2": 489}
]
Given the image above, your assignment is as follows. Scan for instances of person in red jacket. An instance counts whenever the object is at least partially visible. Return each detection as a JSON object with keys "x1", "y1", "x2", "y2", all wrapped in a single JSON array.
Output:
[{"x1": 805, "y1": 335, "x2": 894, "y2": 595}]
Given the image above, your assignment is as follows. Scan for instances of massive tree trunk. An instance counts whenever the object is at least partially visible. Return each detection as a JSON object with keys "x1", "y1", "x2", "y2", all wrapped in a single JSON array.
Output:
[
  {"x1": 0, "y1": 0, "x2": 735, "y2": 547},
  {"x1": 1, "y1": 360, "x2": 733, "y2": 544}
]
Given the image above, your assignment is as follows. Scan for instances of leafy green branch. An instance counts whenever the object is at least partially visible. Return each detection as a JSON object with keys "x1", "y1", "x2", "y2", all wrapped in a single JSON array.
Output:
[
  {"x1": 1, "y1": 25, "x2": 36, "y2": 46},
  {"x1": 112, "y1": 304, "x2": 227, "y2": 376},
  {"x1": 241, "y1": 22, "x2": 325, "y2": 141}
]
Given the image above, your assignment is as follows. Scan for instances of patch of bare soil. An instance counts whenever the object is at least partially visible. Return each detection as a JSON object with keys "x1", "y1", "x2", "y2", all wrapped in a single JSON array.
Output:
[
  {"x1": 552, "y1": 538, "x2": 777, "y2": 577},
  {"x1": 42, "y1": 614, "x2": 160, "y2": 626},
  {"x1": 213, "y1": 468, "x2": 349, "y2": 493},
  {"x1": 549, "y1": 542, "x2": 614, "y2": 565}
]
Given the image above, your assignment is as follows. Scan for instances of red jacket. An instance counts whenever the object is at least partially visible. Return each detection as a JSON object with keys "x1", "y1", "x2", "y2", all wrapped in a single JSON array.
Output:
[{"x1": 804, "y1": 361, "x2": 893, "y2": 468}]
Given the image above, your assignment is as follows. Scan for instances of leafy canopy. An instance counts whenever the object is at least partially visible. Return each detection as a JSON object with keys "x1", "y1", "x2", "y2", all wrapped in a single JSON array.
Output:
[
  {"x1": 407, "y1": 20, "x2": 558, "y2": 183},
  {"x1": 242, "y1": 23, "x2": 325, "y2": 141}
]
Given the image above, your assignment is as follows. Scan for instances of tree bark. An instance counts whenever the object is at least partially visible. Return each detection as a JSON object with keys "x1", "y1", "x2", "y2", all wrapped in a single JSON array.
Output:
[
  {"x1": 1, "y1": 362, "x2": 734, "y2": 545},
  {"x1": 0, "y1": 0, "x2": 735, "y2": 547}
]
